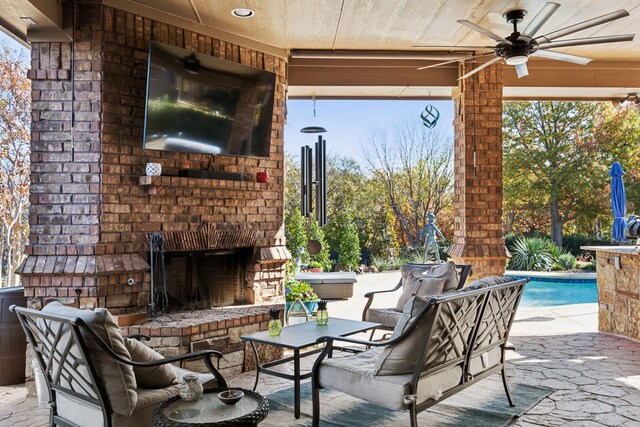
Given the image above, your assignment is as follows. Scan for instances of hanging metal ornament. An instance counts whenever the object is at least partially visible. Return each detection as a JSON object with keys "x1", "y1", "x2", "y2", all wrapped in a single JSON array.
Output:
[
  {"x1": 420, "y1": 104, "x2": 440, "y2": 128},
  {"x1": 300, "y1": 95, "x2": 327, "y2": 134}
]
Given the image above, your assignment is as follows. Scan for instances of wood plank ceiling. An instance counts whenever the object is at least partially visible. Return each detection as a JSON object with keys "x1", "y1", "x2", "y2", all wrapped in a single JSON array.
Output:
[{"x1": 2, "y1": 0, "x2": 640, "y2": 98}]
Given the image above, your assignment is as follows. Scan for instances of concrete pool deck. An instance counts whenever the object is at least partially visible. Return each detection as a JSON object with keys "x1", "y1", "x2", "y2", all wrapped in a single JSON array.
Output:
[{"x1": 2, "y1": 270, "x2": 639, "y2": 426}]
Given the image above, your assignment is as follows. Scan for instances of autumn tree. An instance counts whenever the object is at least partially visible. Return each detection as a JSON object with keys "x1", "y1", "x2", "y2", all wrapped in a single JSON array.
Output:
[
  {"x1": 503, "y1": 101, "x2": 613, "y2": 248},
  {"x1": 364, "y1": 120, "x2": 453, "y2": 247},
  {"x1": 0, "y1": 43, "x2": 30, "y2": 287}
]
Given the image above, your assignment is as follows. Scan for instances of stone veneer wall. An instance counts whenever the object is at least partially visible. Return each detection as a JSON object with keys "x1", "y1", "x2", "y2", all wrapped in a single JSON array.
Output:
[
  {"x1": 20, "y1": 3, "x2": 288, "y2": 313},
  {"x1": 596, "y1": 250, "x2": 640, "y2": 340},
  {"x1": 448, "y1": 62, "x2": 507, "y2": 280}
]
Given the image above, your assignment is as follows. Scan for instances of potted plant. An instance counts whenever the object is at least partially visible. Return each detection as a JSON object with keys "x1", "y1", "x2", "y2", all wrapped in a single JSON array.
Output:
[
  {"x1": 305, "y1": 261, "x2": 324, "y2": 273},
  {"x1": 285, "y1": 279, "x2": 319, "y2": 314}
]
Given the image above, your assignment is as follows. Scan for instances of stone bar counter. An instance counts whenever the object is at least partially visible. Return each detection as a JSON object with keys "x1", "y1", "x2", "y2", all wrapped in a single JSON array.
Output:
[{"x1": 582, "y1": 246, "x2": 640, "y2": 341}]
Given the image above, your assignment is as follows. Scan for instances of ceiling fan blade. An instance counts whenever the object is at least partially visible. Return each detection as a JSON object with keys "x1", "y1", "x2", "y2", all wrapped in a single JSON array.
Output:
[
  {"x1": 457, "y1": 20, "x2": 511, "y2": 44},
  {"x1": 521, "y1": 2, "x2": 561, "y2": 38},
  {"x1": 515, "y1": 63, "x2": 529, "y2": 78},
  {"x1": 533, "y1": 49, "x2": 592, "y2": 65},
  {"x1": 540, "y1": 34, "x2": 634, "y2": 49},
  {"x1": 534, "y1": 9, "x2": 630, "y2": 43},
  {"x1": 411, "y1": 45, "x2": 495, "y2": 49},
  {"x1": 458, "y1": 57, "x2": 502, "y2": 80},
  {"x1": 417, "y1": 53, "x2": 495, "y2": 70}
]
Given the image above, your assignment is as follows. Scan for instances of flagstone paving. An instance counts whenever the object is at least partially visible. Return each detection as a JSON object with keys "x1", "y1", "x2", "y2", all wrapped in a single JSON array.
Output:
[{"x1": 1, "y1": 271, "x2": 639, "y2": 426}]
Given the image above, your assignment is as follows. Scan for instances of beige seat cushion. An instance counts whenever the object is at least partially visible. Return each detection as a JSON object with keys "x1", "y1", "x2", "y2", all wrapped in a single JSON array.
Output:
[
  {"x1": 42, "y1": 302, "x2": 137, "y2": 417},
  {"x1": 124, "y1": 338, "x2": 178, "y2": 389},
  {"x1": 319, "y1": 347, "x2": 462, "y2": 410},
  {"x1": 375, "y1": 296, "x2": 433, "y2": 375},
  {"x1": 364, "y1": 307, "x2": 403, "y2": 329}
]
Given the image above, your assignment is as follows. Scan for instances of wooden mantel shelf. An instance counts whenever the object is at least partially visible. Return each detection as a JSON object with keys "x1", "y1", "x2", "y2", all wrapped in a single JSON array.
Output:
[{"x1": 138, "y1": 175, "x2": 269, "y2": 194}]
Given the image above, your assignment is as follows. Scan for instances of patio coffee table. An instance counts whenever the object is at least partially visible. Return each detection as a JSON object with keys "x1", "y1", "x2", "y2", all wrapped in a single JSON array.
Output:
[
  {"x1": 241, "y1": 318, "x2": 380, "y2": 419},
  {"x1": 152, "y1": 388, "x2": 268, "y2": 426}
]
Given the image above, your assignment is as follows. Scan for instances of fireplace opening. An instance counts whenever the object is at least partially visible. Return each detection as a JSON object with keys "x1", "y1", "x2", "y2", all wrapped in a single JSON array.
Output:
[{"x1": 162, "y1": 249, "x2": 251, "y2": 311}]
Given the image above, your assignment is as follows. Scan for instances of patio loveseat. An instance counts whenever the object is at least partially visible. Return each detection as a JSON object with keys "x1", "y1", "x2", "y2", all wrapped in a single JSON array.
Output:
[
  {"x1": 10, "y1": 302, "x2": 228, "y2": 427},
  {"x1": 312, "y1": 276, "x2": 528, "y2": 427}
]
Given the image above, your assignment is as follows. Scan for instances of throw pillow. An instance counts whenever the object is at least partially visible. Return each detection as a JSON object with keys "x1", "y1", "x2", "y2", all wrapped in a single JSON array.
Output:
[
  {"x1": 41, "y1": 302, "x2": 138, "y2": 416},
  {"x1": 428, "y1": 261, "x2": 459, "y2": 292},
  {"x1": 375, "y1": 296, "x2": 433, "y2": 375},
  {"x1": 395, "y1": 274, "x2": 446, "y2": 312},
  {"x1": 124, "y1": 338, "x2": 177, "y2": 388}
]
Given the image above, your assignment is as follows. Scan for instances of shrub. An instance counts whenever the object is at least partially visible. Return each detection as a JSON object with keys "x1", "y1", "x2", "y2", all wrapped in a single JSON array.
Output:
[
  {"x1": 562, "y1": 233, "x2": 614, "y2": 257},
  {"x1": 557, "y1": 253, "x2": 577, "y2": 270},
  {"x1": 285, "y1": 208, "x2": 308, "y2": 262},
  {"x1": 370, "y1": 256, "x2": 394, "y2": 272},
  {"x1": 326, "y1": 211, "x2": 361, "y2": 271},
  {"x1": 308, "y1": 217, "x2": 332, "y2": 271},
  {"x1": 306, "y1": 261, "x2": 323, "y2": 269},
  {"x1": 507, "y1": 237, "x2": 554, "y2": 271},
  {"x1": 580, "y1": 261, "x2": 597, "y2": 271}
]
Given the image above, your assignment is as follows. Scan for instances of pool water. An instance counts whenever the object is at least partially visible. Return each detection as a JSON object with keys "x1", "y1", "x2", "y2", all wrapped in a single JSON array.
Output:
[{"x1": 517, "y1": 279, "x2": 598, "y2": 307}]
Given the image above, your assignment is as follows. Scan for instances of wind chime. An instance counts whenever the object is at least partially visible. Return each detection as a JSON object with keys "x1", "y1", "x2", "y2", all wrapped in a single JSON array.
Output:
[
  {"x1": 420, "y1": 93, "x2": 440, "y2": 128},
  {"x1": 300, "y1": 96, "x2": 327, "y2": 257}
]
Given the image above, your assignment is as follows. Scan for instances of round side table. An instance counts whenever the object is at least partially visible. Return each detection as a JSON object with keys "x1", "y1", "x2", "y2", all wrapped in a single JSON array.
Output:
[{"x1": 152, "y1": 388, "x2": 268, "y2": 426}]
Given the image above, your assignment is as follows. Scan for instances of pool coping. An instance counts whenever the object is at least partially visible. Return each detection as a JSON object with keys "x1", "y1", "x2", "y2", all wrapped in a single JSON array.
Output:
[{"x1": 504, "y1": 270, "x2": 596, "y2": 280}]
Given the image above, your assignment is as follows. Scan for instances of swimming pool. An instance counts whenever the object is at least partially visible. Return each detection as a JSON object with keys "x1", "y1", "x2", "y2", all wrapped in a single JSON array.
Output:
[{"x1": 507, "y1": 276, "x2": 598, "y2": 307}]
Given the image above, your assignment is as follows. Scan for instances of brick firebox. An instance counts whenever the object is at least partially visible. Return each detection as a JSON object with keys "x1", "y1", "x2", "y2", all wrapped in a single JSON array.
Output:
[{"x1": 17, "y1": 2, "x2": 288, "y2": 376}]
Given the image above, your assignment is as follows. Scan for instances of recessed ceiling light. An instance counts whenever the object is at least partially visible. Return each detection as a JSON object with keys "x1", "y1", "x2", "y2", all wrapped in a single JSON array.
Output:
[
  {"x1": 231, "y1": 8, "x2": 254, "y2": 18},
  {"x1": 19, "y1": 16, "x2": 37, "y2": 26}
]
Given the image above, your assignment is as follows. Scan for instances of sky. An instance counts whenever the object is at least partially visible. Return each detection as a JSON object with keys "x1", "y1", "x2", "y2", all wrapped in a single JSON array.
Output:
[{"x1": 284, "y1": 99, "x2": 454, "y2": 161}]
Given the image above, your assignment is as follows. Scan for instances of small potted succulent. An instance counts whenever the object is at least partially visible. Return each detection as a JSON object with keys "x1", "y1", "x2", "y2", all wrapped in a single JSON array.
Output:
[
  {"x1": 285, "y1": 279, "x2": 319, "y2": 314},
  {"x1": 305, "y1": 261, "x2": 324, "y2": 273}
]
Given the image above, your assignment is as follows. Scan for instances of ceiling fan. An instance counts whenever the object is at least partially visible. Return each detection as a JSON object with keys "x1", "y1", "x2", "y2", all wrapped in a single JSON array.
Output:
[{"x1": 414, "y1": 2, "x2": 635, "y2": 79}]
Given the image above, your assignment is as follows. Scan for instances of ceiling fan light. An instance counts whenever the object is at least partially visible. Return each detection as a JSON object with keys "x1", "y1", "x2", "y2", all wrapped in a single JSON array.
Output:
[{"x1": 505, "y1": 55, "x2": 529, "y2": 65}]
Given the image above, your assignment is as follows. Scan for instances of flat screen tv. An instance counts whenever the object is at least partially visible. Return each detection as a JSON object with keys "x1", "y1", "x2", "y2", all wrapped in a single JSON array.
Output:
[{"x1": 143, "y1": 42, "x2": 275, "y2": 157}]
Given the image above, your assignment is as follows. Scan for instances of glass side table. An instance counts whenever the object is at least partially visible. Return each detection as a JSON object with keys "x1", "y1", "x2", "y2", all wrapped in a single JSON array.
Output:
[{"x1": 152, "y1": 388, "x2": 268, "y2": 426}]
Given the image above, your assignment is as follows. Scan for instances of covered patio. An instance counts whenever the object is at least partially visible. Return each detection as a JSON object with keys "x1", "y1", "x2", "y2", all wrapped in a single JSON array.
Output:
[
  {"x1": 1, "y1": 0, "x2": 640, "y2": 426},
  {"x1": 2, "y1": 271, "x2": 640, "y2": 426}
]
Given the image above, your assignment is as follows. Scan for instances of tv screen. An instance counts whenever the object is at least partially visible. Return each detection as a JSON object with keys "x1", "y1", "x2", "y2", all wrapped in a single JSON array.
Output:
[{"x1": 143, "y1": 42, "x2": 275, "y2": 157}]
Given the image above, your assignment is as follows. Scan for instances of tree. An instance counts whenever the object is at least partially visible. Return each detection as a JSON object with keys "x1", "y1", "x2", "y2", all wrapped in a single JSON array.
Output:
[
  {"x1": 503, "y1": 101, "x2": 610, "y2": 248},
  {"x1": 0, "y1": 44, "x2": 30, "y2": 287},
  {"x1": 364, "y1": 120, "x2": 453, "y2": 246},
  {"x1": 366, "y1": 206, "x2": 399, "y2": 259}
]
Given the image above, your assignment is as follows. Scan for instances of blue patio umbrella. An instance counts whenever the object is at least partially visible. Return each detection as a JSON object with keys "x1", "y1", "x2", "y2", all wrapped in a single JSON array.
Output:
[{"x1": 610, "y1": 162, "x2": 627, "y2": 241}]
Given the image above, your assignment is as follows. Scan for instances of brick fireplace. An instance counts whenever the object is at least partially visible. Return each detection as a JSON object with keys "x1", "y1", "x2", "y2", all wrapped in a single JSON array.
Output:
[{"x1": 17, "y1": 2, "x2": 289, "y2": 376}]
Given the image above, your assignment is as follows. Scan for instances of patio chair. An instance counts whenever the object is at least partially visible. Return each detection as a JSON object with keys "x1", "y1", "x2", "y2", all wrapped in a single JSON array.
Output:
[
  {"x1": 362, "y1": 262, "x2": 472, "y2": 333},
  {"x1": 312, "y1": 277, "x2": 527, "y2": 427},
  {"x1": 10, "y1": 302, "x2": 228, "y2": 427}
]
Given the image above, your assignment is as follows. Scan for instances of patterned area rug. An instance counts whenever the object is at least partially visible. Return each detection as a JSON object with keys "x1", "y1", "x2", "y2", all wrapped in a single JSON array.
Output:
[{"x1": 263, "y1": 376, "x2": 553, "y2": 426}]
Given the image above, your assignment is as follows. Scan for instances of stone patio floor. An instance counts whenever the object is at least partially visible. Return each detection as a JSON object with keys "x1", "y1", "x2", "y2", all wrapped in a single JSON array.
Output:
[{"x1": 2, "y1": 271, "x2": 640, "y2": 426}]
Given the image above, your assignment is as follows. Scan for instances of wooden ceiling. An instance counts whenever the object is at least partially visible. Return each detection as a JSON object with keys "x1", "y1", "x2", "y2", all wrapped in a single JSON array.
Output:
[
  {"x1": 114, "y1": 0, "x2": 640, "y2": 59},
  {"x1": 2, "y1": 0, "x2": 640, "y2": 99}
]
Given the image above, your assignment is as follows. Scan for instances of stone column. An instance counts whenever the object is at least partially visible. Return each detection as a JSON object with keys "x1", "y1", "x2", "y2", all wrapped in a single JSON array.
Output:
[{"x1": 448, "y1": 62, "x2": 507, "y2": 280}]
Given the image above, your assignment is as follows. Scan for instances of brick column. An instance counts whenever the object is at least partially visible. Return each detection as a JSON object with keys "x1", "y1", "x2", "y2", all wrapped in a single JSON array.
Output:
[{"x1": 448, "y1": 62, "x2": 507, "y2": 280}]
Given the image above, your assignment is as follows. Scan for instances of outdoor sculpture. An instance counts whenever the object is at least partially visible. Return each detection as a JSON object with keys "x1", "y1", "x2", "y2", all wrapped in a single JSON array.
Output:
[{"x1": 419, "y1": 212, "x2": 446, "y2": 263}]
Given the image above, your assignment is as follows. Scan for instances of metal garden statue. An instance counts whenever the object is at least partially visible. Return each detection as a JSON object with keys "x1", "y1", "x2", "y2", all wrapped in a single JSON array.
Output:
[{"x1": 419, "y1": 212, "x2": 446, "y2": 263}]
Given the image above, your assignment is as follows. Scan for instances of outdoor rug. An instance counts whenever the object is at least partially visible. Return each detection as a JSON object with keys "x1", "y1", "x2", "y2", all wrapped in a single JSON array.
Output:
[{"x1": 264, "y1": 376, "x2": 553, "y2": 426}]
